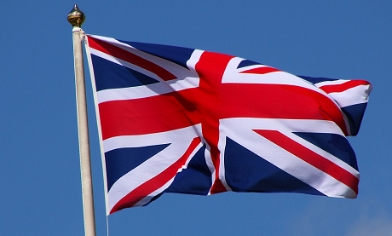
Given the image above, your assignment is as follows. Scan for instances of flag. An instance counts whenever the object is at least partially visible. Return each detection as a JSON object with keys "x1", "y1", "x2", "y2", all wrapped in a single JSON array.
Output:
[{"x1": 85, "y1": 34, "x2": 371, "y2": 215}]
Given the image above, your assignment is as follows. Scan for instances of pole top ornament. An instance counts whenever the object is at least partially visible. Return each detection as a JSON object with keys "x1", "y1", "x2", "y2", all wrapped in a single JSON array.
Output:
[{"x1": 67, "y1": 4, "x2": 85, "y2": 28}]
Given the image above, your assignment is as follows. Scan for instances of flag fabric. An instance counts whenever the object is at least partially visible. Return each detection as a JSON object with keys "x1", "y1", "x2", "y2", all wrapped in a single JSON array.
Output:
[{"x1": 85, "y1": 34, "x2": 371, "y2": 215}]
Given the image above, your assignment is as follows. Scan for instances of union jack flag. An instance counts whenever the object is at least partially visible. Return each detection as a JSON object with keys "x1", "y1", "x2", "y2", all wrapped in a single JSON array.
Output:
[{"x1": 85, "y1": 35, "x2": 371, "y2": 215}]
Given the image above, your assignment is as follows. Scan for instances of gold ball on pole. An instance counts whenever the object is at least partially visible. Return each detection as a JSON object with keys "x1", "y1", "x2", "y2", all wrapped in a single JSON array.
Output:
[{"x1": 67, "y1": 4, "x2": 85, "y2": 27}]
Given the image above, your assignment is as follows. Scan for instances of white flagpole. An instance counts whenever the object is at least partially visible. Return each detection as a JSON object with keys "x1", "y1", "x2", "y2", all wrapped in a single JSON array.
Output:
[{"x1": 67, "y1": 5, "x2": 97, "y2": 236}]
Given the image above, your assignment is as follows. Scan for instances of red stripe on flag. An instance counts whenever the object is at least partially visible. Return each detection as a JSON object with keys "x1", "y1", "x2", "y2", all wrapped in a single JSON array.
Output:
[
  {"x1": 98, "y1": 90, "x2": 201, "y2": 140},
  {"x1": 99, "y1": 82, "x2": 348, "y2": 140},
  {"x1": 254, "y1": 130, "x2": 359, "y2": 195},
  {"x1": 110, "y1": 137, "x2": 202, "y2": 214},
  {"x1": 195, "y1": 52, "x2": 234, "y2": 194},
  {"x1": 88, "y1": 36, "x2": 177, "y2": 81},
  {"x1": 241, "y1": 66, "x2": 280, "y2": 74},
  {"x1": 319, "y1": 80, "x2": 370, "y2": 93},
  {"x1": 217, "y1": 84, "x2": 347, "y2": 130}
]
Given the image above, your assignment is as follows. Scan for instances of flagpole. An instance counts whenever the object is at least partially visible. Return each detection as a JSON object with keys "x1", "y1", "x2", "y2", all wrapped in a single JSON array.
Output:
[{"x1": 67, "y1": 5, "x2": 97, "y2": 236}]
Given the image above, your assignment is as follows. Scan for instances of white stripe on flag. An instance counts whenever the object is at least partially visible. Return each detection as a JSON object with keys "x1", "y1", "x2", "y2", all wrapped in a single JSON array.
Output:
[
  {"x1": 96, "y1": 75, "x2": 199, "y2": 103},
  {"x1": 103, "y1": 125, "x2": 201, "y2": 152},
  {"x1": 315, "y1": 79, "x2": 350, "y2": 87},
  {"x1": 328, "y1": 84, "x2": 370, "y2": 108}
]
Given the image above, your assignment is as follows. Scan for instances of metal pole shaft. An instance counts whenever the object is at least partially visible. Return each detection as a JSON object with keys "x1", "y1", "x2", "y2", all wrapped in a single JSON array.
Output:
[
  {"x1": 72, "y1": 26, "x2": 97, "y2": 236},
  {"x1": 67, "y1": 5, "x2": 96, "y2": 236}
]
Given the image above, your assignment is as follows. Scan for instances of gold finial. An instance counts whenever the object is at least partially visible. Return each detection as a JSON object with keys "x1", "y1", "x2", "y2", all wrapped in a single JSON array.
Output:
[{"x1": 67, "y1": 4, "x2": 85, "y2": 27}]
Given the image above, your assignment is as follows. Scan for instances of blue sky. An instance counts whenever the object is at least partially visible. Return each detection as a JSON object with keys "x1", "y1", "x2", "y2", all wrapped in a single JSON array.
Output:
[{"x1": 1, "y1": 1, "x2": 391, "y2": 235}]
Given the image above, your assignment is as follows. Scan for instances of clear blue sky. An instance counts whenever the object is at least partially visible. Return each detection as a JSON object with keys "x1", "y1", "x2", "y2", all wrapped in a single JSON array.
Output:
[{"x1": 1, "y1": 1, "x2": 391, "y2": 235}]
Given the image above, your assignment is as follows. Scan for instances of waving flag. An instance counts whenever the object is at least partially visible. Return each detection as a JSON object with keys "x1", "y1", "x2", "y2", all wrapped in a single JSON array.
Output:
[{"x1": 85, "y1": 34, "x2": 371, "y2": 215}]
